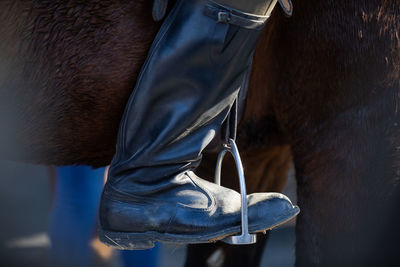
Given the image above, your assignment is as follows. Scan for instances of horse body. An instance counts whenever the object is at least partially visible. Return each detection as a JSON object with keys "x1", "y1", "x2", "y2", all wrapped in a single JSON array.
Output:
[
  {"x1": 271, "y1": 1, "x2": 400, "y2": 264},
  {"x1": 1, "y1": 0, "x2": 399, "y2": 266},
  {"x1": 0, "y1": 0, "x2": 158, "y2": 166}
]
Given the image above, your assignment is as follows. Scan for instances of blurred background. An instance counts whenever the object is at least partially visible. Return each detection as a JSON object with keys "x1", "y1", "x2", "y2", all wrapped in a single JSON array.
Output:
[{"x1": 0, "y1": 160, "x2": 297, "y2": 267}]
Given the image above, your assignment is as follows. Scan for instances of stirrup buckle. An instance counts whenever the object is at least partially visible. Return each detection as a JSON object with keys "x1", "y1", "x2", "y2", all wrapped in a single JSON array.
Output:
[
  {"x1": 214, "y1": 138, "x2": 256, "y2": 245},
  {"x1": 217, "y1": 11, "x2": 232, "y2": 24}
]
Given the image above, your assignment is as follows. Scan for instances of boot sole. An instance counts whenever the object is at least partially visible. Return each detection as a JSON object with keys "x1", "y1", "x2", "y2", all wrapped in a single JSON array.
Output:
[{"x1": 98, "y1": 206, "x2": 299, "y2": 250}]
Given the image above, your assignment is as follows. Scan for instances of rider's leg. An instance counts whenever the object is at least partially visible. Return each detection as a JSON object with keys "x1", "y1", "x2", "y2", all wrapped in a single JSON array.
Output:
[{"x1": 99, "y1": 0, "x2": 298, "y2": 249}]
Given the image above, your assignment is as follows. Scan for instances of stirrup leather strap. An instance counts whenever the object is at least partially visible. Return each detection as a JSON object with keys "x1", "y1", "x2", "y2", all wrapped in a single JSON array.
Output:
[{"x1": 152, "y1": 0, "x2": 294, "y2": 22}]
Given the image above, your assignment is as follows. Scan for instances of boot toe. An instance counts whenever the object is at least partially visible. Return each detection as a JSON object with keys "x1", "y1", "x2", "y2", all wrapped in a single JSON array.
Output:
[{"x1": 247, "y1": 192, "x2": 300, "y2": 232}]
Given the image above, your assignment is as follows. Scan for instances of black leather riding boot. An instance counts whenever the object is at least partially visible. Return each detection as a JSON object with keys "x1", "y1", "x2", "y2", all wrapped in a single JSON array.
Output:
[{"x1": 99, "y1": 0, "x2": 299, "y2": 249}]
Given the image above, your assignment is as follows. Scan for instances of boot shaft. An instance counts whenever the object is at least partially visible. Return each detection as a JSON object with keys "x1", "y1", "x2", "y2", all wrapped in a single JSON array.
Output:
[{"x1": 109, "y1": 0, "x2": 270, "y2": 192}]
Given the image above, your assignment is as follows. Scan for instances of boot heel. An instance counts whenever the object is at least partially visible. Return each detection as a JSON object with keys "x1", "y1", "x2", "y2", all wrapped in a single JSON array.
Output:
[{"x1": 98, "y1": 230, "x2": 155, "y2": 250}]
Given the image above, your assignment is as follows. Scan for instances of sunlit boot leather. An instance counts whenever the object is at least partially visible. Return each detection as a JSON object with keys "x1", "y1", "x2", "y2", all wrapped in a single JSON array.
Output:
[{"x1": 99, "y1": 0, "x2": 299, "y2": 249}]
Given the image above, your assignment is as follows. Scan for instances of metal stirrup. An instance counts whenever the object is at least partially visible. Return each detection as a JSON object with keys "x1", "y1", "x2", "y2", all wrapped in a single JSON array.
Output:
[{"x1": 214, "y1": 138, "x2": 257, "y2": 245}]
